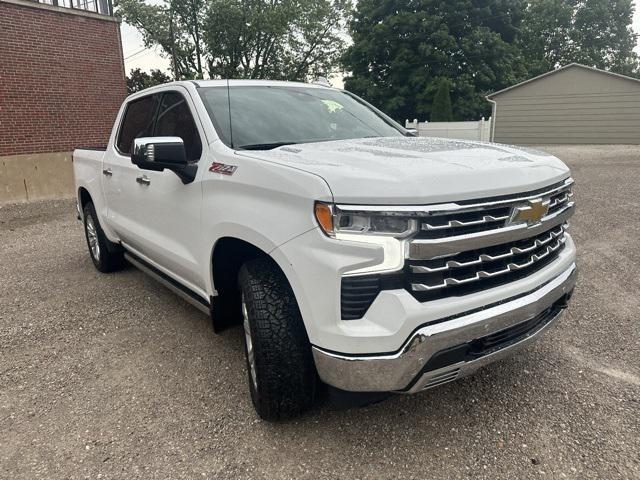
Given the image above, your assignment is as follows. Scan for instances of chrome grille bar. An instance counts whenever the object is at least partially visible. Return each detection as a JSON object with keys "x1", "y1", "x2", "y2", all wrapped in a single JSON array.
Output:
[
  {"x1": 412, "y1": 236, "x2": 566, "y2": 292},
  {"x1": 409, "y1": 202, "x2": 574, "y2": 260},
  {"x1": 416, "y1": 180, "x2": 573, "y2": 238},
  {"x1": 422, "y1": 213, "x2": 510, "y2": 231},
  {"x1": 411, "y1": 225, "x2": 566, "y2": 274},
  {"x1": 548, "y1": 191, "x2": 573, "y2": 209}
]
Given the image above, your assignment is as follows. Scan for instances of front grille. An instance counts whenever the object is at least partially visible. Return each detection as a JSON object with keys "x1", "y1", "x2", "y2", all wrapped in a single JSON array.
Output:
[
  {"x1": 339, "y1": 178, "x2": 575, "y2": 319},
  {"x1": 415, "y1": 179, "x2": 573, "y2": 240},
  {"x1": 409, "y1": 224, "x2": 567, "y2": 301}
]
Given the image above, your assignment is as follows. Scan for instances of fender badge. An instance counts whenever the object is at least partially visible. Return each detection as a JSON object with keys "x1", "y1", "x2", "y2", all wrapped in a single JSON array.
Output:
[{"x1": 209, "y1": 162, "x2": 238, "y2": 175}]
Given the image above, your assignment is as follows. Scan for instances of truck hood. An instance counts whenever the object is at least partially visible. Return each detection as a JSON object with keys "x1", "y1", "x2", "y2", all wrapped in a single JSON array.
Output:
[{"x1": 238, "y1": 137, "x2": 570, "y2": 204}]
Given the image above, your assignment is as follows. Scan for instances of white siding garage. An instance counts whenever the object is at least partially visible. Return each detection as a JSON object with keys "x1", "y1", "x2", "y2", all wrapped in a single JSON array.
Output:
[{"x1": 487, "y1": 63, "x2": 640, "y2": 144}]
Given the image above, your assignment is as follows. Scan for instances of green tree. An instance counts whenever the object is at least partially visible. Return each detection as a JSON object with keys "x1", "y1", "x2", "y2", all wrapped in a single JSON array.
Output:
[
  {"x1": 116, "y1": 0, "x2": 351, "y2": 81},
  {"x1": 204, "y1": 0, "x2": 350, "y2": 79},
  {"x1": 520, "y1": 0, "x2": 639, "y2": 77},
  {"x1": 430, "y1": 78, "x2": 453, "y2": 122},
  {"x1": 116, "y1": 0, "x2": 205, "y2": 79},
  {"x1": 572, "y1": 0, "x2": 638, "y2": 75},
  {"x1": 342, "y1": 0, "x2": 528, "y2": 122},
  {"x1": 126, "y1": 68, "x2": 172, "y2": 94},
  {"x1": 518, "y1": 0, "x2": 575, "y2": 76}
]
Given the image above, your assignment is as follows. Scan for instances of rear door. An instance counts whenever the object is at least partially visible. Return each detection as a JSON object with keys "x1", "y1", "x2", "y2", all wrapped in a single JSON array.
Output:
[
  {"x1": 103, "y1": 93, "x2": 160, "y2": 245},
  {"x1": 119, "y1": 88, "x2": 207, "y2": 294}
]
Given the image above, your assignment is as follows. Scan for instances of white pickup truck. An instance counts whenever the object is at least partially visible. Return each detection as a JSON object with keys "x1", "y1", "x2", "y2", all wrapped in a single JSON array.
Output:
[{"x1": 74, "y1": 80, "x2": 577, "y2": 420}]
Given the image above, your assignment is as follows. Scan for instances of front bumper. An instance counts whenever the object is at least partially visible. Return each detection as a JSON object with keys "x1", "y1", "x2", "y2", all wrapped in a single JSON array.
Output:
[{"x1": 312, "y1": 263, "x2": 576, "y2": 393}]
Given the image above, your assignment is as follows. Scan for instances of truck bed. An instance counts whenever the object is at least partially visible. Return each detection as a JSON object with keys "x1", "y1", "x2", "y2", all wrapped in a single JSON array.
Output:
[{"x1": 73, "y1": 147, "x2": 107, "y2": 209}]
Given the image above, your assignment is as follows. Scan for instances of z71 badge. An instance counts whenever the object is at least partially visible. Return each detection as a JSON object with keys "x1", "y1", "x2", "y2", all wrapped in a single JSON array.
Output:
[{"x1": 209, "y1": 162, "x2": 238, "y2": 175}]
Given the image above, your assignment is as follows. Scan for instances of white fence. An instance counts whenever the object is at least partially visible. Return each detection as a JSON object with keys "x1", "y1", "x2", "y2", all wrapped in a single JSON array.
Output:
[{"x1": 405, "y1": 117, "x2": 492, "y2": 142}]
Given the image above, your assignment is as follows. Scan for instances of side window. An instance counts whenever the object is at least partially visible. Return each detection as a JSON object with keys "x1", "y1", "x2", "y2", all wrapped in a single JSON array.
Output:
[
  {"x1": 154, "y1": 92, "x2": 203, "y2": 162},
  {"x1": 116, "y1": 95, "x2": 159, "y2": 155}
]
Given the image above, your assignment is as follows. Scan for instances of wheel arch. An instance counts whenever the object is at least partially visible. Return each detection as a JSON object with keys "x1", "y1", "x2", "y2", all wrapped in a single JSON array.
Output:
[
  {"x1": 77, "y1": 186, "x2": 93, "y2": 217},
  {"x1": 208, "y1": 235, "x2": 307, "y2": 334}
]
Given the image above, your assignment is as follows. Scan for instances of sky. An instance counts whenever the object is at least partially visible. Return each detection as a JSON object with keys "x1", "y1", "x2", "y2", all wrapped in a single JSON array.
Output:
[
  {"x1": 121, "y1": 22, "x2": 171, "y2": 74},
  {"x1": 121, "y1": 2, "x2": 640, "y2": 82}
]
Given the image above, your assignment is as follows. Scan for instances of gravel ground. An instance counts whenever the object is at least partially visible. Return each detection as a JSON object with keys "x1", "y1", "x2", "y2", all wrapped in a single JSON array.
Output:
[{"x1": 1, "y1": 145, "x2": 639, "y2": 479}]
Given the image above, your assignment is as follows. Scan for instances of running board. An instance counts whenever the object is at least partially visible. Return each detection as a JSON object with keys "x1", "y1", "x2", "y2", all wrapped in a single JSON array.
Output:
[{"x1": 124, "y1": 252, "x2": 211, "y2": 316}]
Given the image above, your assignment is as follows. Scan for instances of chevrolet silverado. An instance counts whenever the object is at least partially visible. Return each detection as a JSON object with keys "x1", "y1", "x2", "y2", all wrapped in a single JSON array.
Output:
[{"x1": 73, "y1": 80, "x2": 577, "y2": 420}]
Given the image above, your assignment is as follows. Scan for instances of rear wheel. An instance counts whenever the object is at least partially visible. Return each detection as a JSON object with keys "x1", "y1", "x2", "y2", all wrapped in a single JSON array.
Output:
[
  {"x1": 238, "y1": 258, "x2": 319, "y2": 420},
  {"x1": 83, "y1": 202, "x2": 124, "y2": 273}
]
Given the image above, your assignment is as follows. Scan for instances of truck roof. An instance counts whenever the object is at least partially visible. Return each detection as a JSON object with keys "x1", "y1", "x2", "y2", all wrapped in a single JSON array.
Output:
[
  {"x1": 126, "y1": 79, "x2": 337, "y2": 99},
  {"x1": 192, "y1": 79, "x2": 331, "y2": 89}
]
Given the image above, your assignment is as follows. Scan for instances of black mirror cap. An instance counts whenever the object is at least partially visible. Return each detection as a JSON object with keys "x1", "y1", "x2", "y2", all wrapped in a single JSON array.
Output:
[{"x1": 152, "y1": 141, "x2": 188, "y2": 166}]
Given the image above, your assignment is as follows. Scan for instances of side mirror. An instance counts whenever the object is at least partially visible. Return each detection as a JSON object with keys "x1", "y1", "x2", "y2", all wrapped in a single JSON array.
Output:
[
  {"x1": 131, "y1": 137, "x2": 197, "y2": 184},
  {"x1": 405, "y1": 128, "x2": 418, "y2": 137}
]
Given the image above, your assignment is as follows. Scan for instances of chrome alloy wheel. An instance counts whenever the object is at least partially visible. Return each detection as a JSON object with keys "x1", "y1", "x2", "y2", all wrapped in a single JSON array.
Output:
[
  {"x1": 242, "y1": 293, "x2": 258, "y2": 391},
  {"x1": 85, "y1": 214, "x2": 101, "y2": 261}
]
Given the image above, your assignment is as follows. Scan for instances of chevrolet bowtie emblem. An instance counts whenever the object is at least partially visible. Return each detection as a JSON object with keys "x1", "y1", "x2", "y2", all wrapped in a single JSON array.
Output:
[{"x1": 510, "y1": 199, "x2": 549, "y2": 226}]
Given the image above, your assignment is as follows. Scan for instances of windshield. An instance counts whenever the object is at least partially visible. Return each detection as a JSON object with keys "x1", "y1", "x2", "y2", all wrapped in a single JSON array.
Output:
[{"x1": 198, "y1": 86, "x2": 405, "y2": 149}]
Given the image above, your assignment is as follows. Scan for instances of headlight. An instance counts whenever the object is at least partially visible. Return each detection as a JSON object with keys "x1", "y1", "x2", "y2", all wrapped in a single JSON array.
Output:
[
  {"x1": 314, "y1": 202, "x2": 416, "y2": 275},
  {"x1": 314, "y1": 202, "x2": 418, "y2": 238}
]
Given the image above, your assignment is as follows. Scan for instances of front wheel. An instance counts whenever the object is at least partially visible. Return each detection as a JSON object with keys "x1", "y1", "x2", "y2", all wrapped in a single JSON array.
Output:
[{"x1": 238, "y1": 258, "x2": 319, "y2": 420}]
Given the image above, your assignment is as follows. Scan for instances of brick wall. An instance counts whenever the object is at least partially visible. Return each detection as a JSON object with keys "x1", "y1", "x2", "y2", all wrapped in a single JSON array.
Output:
[{"x1": 0, "y1": 0, "x2": 126, "y2": 156}]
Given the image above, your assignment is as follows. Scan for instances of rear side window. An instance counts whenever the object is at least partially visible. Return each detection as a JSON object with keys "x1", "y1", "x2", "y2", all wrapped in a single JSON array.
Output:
[
  {"x1": 116, "y1": 95, "x2": 158, "y2": 154},
  {"x1": 154, "y1": 92, "x2": 202, "y2": 162}
]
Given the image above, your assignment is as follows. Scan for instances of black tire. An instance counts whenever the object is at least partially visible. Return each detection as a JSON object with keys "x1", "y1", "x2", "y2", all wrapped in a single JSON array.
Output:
[
  {"x1": 82, "y1": 202, "x2": 124, "y2": 273},
  {"x1": 238, "y1": 258, "x2": 319, "y2": 420}
]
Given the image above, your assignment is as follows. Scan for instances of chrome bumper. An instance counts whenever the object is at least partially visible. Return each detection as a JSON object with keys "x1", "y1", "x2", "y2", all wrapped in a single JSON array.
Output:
[{"x1": 312, "y1": 263, "x2": 577, "y2": 393}]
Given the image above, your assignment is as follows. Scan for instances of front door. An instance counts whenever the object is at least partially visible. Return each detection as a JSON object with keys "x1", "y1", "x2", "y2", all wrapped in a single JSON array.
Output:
[{"x1": 105, "y1": 88, "x2": 207, "y2": 295}]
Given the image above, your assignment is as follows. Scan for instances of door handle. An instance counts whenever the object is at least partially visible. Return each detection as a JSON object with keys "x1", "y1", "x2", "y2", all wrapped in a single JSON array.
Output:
[
  {"x1": 102, "y1": 168, "x2": 113, "y2": 176},
  {"x1": 136, "y1": 175, "x2": 151, "y2": 186}
]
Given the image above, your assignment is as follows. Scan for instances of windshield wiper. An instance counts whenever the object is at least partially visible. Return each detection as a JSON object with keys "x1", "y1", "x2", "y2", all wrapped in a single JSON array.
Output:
[{"x1": 236, "y1": 142, "x2": 298, "y2": 150}]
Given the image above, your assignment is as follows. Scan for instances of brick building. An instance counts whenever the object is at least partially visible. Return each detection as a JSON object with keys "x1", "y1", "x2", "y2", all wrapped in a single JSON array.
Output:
[{"x1": 0, "y1": 0, "x2": 126, "y2": 203}]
